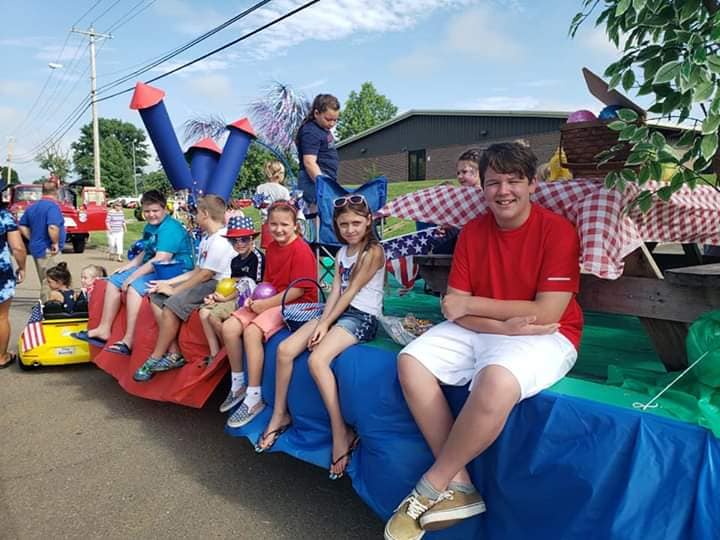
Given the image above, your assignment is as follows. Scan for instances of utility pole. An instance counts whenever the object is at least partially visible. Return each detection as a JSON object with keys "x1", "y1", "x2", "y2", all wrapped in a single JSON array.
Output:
[
  {"x1": 4, "y1": 136, "x2": 14, "y2": 187},
  {"x1": 72, "y1": 26, "x2": 111, "y2": 189},
  {"x1": 132, "y1": 140, "x2": 138, "y2": 197}
]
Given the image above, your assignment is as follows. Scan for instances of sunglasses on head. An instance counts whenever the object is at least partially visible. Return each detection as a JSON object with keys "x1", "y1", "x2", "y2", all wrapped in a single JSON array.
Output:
[{"x1": 333, "y1": 194, "x2": 368, "y2": 208}]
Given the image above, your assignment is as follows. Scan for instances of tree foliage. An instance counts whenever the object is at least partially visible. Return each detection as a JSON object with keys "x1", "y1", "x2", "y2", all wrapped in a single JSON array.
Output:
[
  {"x1": 139, "y1": 169, "x2": 173, "y2": 195},
  {"x1": 571, "y1": 0, "x2": 720, "y2": 209},
  {"x1": 336, "y1": 82, "x2": 398, "y2": 141},
  {"x1": 71, "y1": 118, "x2": 150, "y2": 195},
  {"x1": 36, "y1": 144, "x2": 72, "y2": 181},
  {"x1": 1, "y1": 167, "x2": 19, "y2": 185}
]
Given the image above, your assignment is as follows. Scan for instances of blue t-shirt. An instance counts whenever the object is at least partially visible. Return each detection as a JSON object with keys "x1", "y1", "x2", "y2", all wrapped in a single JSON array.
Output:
[
  {"x1": 297, "y1": 120, "x2": 338, "y2": 181},
  {"x1": 18, "y1": 198, "x2": 66, "y2": 258},
  {"x1": 141, "y1": 215, "x2": 194, "y2": 271}
]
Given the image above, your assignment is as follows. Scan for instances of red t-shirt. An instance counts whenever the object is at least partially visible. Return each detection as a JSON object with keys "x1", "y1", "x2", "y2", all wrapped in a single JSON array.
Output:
[
  {"x1": 265, "y1": 235, "x2": 318, "y2": 303},
  {"x1": 448, "y1": 204, "x2": 583, "y2": 349}
]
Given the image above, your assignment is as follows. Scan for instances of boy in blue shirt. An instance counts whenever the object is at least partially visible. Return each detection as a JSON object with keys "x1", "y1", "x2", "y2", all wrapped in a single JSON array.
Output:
[{"x1": 84, "y1": 190, "x2": 193, "y2": 355}]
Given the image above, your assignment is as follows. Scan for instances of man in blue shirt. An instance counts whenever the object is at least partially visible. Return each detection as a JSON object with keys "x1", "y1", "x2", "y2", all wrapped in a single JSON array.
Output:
[{"x1": 18, "y1": 181, "x2": 66, "y2": 301}]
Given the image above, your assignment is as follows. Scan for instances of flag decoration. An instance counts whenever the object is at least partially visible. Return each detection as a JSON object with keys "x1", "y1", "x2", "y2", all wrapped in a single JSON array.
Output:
[
  {"x1": 381, "y1": 227, "x2": 438, "y2": 290},
  {"x1": 21, "y1": 303, "x2": 45, "y2": 352}
]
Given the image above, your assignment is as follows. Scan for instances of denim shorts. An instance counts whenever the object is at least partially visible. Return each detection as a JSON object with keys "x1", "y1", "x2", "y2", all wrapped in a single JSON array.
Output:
[
  {"x1": 335, "y1": 305, "x2": 378, "y2": 343},
  {"x1": 297, "y1": 170, "x2": 317, "y2": 205},
  {"x1": 107, "y1": 269, "x2": 158, "y2": 295}
]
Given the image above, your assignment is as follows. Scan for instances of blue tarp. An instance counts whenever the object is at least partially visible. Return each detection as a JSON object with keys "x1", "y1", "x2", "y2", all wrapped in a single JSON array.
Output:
[{"x1": 227, "y1": 331, "x2": 719, "y2": 539}]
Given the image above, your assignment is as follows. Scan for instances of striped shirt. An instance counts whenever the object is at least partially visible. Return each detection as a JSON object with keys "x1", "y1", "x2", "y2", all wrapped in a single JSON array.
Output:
[{"x1": 106, "y1": 210, "x2": 125, "y2": 233}]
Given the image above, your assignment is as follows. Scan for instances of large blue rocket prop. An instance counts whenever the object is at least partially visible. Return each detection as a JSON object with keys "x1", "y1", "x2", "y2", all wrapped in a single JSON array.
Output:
[{"x1": 130, "y1": 81, "x2": 256, "y2": 202}]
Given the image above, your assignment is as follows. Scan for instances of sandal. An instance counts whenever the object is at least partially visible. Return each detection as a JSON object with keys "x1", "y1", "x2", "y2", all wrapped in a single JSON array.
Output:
[
  {"x1": 72, "y1": 331, "x2": 107, "y2": 348},
  {"x1": 0, "y1": 353, "x2": 15, "y2": 369},
  {"x1": 329, "y1": 433, "x2": 360, "y2": 480},
  {"x1": 254, "y1": 422, "x2": 291, "y2": 453},
  {"x1": 104, "y1": 341, "x2": 132, "y2": 356}
]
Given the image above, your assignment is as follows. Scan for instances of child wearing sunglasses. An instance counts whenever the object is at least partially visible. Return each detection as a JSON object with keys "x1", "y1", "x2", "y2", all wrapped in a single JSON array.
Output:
[
  {"x1": 220, "y1": 201, "x2": 317, "y2": 427},
  {"x1": 198, "y1": 216, "x2": 265, "y2": 366},
  {"x1": 255, "y1": 194, "x2": 385, "y2": 481}
]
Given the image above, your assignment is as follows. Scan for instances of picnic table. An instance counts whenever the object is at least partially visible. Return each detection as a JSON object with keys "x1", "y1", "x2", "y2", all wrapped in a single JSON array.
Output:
[{"x1": 379, "y1": 180, "x2": 720, "y2": 371}]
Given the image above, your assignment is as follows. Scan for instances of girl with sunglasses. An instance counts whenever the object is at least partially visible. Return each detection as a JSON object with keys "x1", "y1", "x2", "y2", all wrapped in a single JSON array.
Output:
[
  {"x1": 221, "y1": 201, "x2": 317, "y2": 428},
  {"x1": 255, "y1": 194, "x2": 385, "y2": 481},
  {"x1": 198, "y1": 215, "x2": 265, "y2": 367}
]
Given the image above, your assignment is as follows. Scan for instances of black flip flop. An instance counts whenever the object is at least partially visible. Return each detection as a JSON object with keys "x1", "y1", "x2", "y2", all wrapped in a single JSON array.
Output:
[
  {"x1": 0, "y1": 353, "x2": 15, "y2": 369},
  {"x1": 329, "y1": 434, "x2": 360, "y2": 480},
  {"x1": 104, "y1": 341, "x2": 131, "y2": 356},
  {"x1": 254, "y1": 423, "x2": 291, "y2": 453},
  {"x1": 72, "y1": 331, "x2": 107, "y2": 348}
]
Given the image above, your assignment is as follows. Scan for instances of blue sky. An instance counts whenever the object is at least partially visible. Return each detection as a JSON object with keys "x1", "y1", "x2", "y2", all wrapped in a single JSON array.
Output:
[{"x1": 0, "y1": 0, "x2": 629, "y2": 181}]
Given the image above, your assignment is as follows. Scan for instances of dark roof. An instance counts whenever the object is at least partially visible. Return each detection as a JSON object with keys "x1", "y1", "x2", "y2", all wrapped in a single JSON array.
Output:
[{"x1": 337, "y1": 109, "x2": 571, "y2": 148}]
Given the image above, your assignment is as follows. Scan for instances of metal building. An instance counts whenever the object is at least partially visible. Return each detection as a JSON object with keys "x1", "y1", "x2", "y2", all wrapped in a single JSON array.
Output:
[{"x1": 337, "y1": 110, "x2": 569, "y2": 183}]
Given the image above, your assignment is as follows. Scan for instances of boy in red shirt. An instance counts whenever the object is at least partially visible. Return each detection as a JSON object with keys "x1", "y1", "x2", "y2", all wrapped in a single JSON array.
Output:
[{"x1": 385, "y1": 142, "x2": 583, "y2": 540}]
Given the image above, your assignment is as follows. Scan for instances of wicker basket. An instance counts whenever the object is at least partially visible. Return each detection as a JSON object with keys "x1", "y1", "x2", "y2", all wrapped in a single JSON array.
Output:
[{"x1": 559, "y1": 119, "x2": 633, "y2": 178}]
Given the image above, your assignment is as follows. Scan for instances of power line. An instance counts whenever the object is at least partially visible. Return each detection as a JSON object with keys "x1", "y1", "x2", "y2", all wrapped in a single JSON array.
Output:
[
  {"x1": 105, "y1": 0, "x2": 156, "y2": 34},
  {"x1": 91, "y1": 0, "x2": 123, "y2": 26},
  {"x1": 73, "y1": 0, "x2": 106, "y2": 27},
  {"x1": 14, "y1": 0, "x2": 323, "y2": 163}
]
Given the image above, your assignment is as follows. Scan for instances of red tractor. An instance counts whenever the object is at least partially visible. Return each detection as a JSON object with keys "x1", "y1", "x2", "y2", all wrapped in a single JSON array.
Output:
[{"x1": 9, "y1": 184, "x2": 108, "y2": 253}]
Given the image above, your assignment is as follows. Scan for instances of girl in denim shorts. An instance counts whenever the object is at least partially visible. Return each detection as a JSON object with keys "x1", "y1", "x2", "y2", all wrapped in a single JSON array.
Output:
[{"x1": 255, "y1": 193, "x2": 385, "y2": 481}]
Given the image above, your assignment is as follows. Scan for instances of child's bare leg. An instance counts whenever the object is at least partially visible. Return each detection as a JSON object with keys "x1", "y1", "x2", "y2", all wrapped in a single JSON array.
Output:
[
  {"x1": 221, "y1": 316, "x2": 245, "y2": 372},
  {"x1": 243, "y1": 323, "x2": 265, "y2": 387},
  {"x1": 88, "y1": 283, "x2": 122, "y2": 340},
  {"x1": 258, "y1": 320, "x2": 318, "y2": 449},
  {"x1": 199, "y1": 308, "x2": 220, "y2": 357},
  {"x1": 307, "y1": 326, "x2": 359, "y2": 477},
  {"x1": 119, "y1": 287, "x2": 143, "y2": 349}
]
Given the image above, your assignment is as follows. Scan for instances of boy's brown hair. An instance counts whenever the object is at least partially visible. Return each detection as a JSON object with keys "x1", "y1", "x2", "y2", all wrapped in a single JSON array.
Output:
[
  {"x1": 478, "y1": 142, "x2": 538, "y2": 187},
  {"x1": 196, "y1": 194, "x2": 226, "y2": 223}
]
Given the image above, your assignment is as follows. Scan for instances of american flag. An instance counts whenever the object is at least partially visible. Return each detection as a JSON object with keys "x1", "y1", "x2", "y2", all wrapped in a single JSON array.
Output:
[
  {"x1": 381, "y1": 227, "x2": 438, "y2": 290},
  {"x1": 21, "y1": 303, "x2": 46, "y2": 352}
]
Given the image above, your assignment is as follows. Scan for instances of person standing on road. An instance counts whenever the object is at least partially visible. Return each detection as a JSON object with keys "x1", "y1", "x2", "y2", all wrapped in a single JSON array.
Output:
[
  {"x1": 106, "y1": 201, "x2": 127, "y2": 262},
  {"x1": 18, "y1": 181, "x2": 66, "y2": 302},
  {"x1": 0, "y1": 200, "x2": 27, "y2": 368}
]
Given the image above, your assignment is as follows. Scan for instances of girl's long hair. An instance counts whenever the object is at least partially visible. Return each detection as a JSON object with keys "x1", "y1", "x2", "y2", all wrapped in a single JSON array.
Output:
[
  {"x1": 332, "y1": 201, "x2": 381, "y2": 287},
  {"x1": 295, "y1": 94, "x2": 340, "y2": 147}
]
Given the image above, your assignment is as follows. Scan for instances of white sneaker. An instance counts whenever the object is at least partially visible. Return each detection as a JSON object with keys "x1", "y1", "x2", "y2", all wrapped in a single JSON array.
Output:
[{"x1": 219, "y1": 387, "x2": 246, "y2": 413}]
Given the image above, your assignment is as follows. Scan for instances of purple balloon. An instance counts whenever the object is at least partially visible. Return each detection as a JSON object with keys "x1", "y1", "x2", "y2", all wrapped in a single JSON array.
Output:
[
  {"x1": 567, "y1": 109, "x2": 598, "y2": 123},
  {"x1": 252, "y1": 281, "x2": 277, "y2": 300}
]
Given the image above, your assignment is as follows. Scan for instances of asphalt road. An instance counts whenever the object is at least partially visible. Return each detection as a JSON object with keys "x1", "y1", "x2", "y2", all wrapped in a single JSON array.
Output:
[{"x1": 0, "y1": 248, "x2": 382, "y2": 539}]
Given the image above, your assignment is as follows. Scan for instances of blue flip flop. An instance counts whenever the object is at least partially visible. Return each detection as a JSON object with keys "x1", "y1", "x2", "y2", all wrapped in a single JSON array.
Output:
[
  {"x1": 72, "y1": 331, "x2": 107, "y2": 348},
  {"x1": 104, "y1": 341, "x2": 131, "y2": 356}
]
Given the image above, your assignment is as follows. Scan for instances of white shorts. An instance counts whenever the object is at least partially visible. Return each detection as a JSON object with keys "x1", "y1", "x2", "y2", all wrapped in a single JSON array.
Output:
[{"x1": 399, "y1": 321, "x2": 577, "y2": 400}]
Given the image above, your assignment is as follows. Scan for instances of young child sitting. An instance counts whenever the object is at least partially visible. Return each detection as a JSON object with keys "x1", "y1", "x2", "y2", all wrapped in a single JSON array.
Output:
[
  {"x1": 256, "y1": 194, "x2": 385, "y2": 481},
  {"x1": 133, "y1": 194, "x2": 236, "y2": 382},
  {"x1": 219, "y1": 201, "x2": 317, "y2": 428},
  {"x1": 198, "y1": 215, "x2": 265, "y2": 367},
  {"x1": 255, "y1": 160, "x2": 291, "y2": 249},
  {"x1": 79, "y1": 264, "x2": 107, "y2": 299},
  {"x1": 45, "y1": 262, "x2": 79, "y2": 313}
]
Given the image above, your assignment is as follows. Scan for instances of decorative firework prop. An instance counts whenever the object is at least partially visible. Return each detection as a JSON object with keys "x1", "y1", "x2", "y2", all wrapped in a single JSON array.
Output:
[
  {"x1": 205, "y1": 118, "x2": 256, "y2": 202},
  {"x1": 184, "y1": 137, "x2": 222, "y2": 199},
  {"x1": 248, "y1": 81, "x2": 310, "y2": 154},
  {"x1": 130, "y1": 82, "x2": 193, "y2": 191}
]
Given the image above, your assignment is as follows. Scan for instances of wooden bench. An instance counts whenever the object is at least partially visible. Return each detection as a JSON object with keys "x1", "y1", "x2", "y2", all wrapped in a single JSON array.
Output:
[{"x1": 416, "y1": 247, "x2": 720, "y2": 372}]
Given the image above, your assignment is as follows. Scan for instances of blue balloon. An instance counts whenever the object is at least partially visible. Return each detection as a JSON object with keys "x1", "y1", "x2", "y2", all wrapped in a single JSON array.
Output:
[
  {"x1": 599, "y1": 104, "x2": 622, "y2": 121},
  {"x1": 127, "y1": 239, "x2": 145, "y2": 261}
]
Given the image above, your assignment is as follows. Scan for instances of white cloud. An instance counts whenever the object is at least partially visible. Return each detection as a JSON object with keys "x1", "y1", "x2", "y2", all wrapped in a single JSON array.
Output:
[
  {"x1": 0, "y1": 106, "x2": 24, "y2": 128},
  {"x1": 0, "y1": 80, "x2": 35, "y2": 97},
  {"x1": 186, "y1": 74, "x2": 233, "y2": 101},
  {"x1": 578, "y1": 26, "x2": 623, "y2": 58},
  {"x1": 390, "y1": 2, "x2": 524, "y2": 79},
  {"x1": 460, "y1": 95, "x2": 595, "y2": 112},
  {"x1": 444, "y1": 6, "x2": 523, "y2": 61},
  {"x1": 34, "y1": 40, "x2": 88, "y2": 63},
  {"x1": 299, "y1": 79, "x2": 329, "y2": 91},
  {"x1": 153, "y1": 0, "x2": 226, "y2": 35},
  {"x1": 152, "y1": 58, "x2": 230, "y2": 76}
]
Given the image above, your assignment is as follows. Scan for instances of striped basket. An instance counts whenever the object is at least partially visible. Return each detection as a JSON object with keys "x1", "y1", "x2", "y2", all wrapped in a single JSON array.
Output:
[{"x1": 281, "y1": 277, "x2": 326, "y2": 331}]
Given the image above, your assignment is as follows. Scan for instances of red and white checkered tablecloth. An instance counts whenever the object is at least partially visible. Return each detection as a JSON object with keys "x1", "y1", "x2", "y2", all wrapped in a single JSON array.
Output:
[{"x1": 378, "y1": 180, "x2": 720, "y2": 280}]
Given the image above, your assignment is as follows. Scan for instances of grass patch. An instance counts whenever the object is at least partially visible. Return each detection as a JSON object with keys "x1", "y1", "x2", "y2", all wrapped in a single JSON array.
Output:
[{"x1": 88, "y1": 180, "x2": 451, "y2": 250}]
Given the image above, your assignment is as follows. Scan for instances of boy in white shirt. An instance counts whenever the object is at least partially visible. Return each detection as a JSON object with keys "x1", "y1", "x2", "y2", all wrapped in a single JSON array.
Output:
[{"x1": 134, "y1": 194, "x2": 236, "y2": 381}]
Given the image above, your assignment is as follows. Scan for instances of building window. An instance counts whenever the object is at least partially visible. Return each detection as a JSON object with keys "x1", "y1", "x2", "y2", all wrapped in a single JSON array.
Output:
[{"x1": 408, "y1": 149, "x2": 426, "y2": 181}]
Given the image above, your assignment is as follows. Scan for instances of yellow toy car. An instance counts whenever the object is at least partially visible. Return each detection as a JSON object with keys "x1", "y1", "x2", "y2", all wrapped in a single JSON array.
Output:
[{"x1": 17, "y1": 303, "x2": 90, "y2": 369}]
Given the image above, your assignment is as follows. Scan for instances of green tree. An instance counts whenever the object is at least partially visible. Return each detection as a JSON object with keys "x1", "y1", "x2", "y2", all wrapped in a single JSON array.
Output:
[
  {"x1": 1, "y1": 167, "x2": 19, "y2": 185},
  {"x1": 98, "y1": 136, "x2": 133, "y2": 198},
  {"x1": 571, "y1": 0, "x2": 720, "y2": 209},
  {"x1": 139, "y1": 169, "x2": 173, "y2": 195},
  {"x1": 36, "y1": 144, "x2": 72, "y2": 181},
  {"x1": 71, "y1": 118, "x2": 150, "y2": 188},
  {"x1": 336, "y1": 82, "x2": 398, "y2": 141}
]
